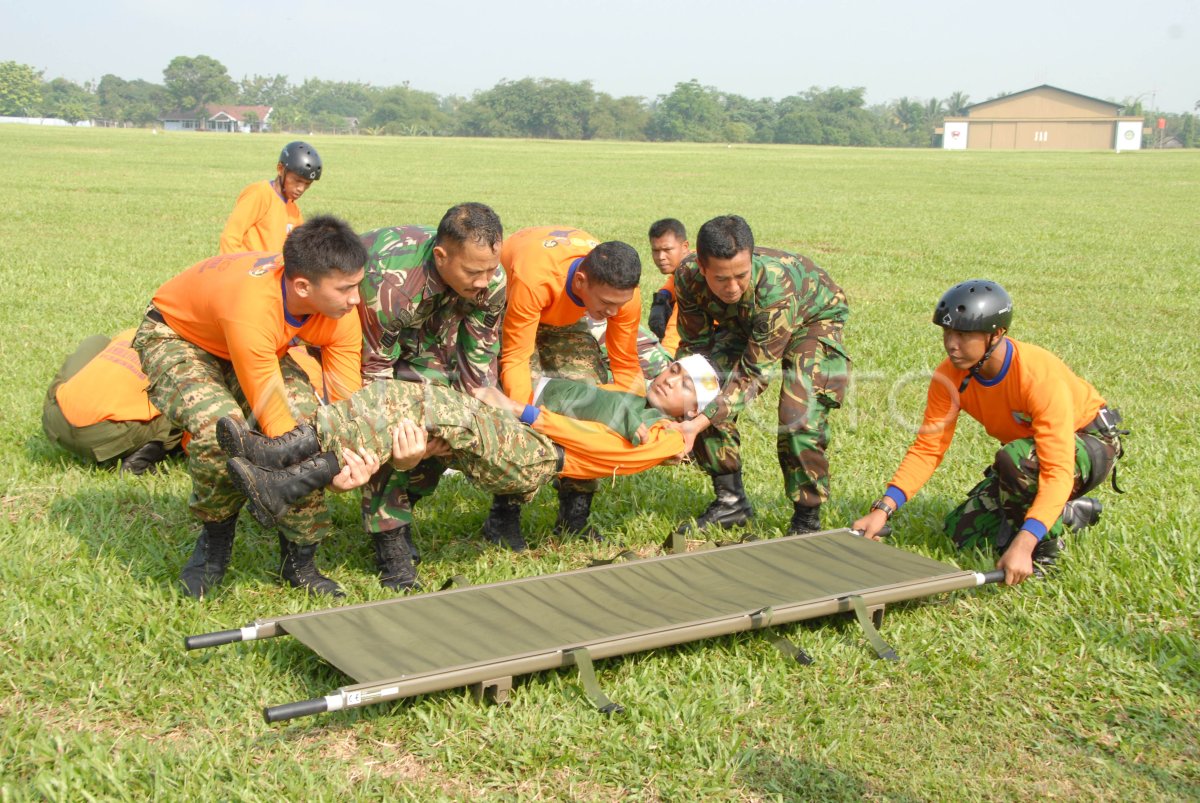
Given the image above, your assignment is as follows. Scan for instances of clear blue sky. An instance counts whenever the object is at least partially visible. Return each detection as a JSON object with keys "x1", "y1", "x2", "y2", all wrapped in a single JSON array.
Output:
[{"x1": 3, "y1": 0, "x2": 1196, "y2": 112}]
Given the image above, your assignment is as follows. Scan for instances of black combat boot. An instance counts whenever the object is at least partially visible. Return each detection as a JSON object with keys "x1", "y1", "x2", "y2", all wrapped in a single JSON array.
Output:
[
  {"x1": 675, "y1": 472, "x2": 755, "y2": 535},
  {"x1": 227, "y1": 453, "x2": 340, "y2": 528},
  {"x1": 786, "y1": 502, "x2": 822, "y2": 536},
  {"x1": 373, "y1": 526, "x2": 421, "y2": 591},
  {"x1": 278, "y1": 532, "x2": 344, "y2": 597},
  {"x1": 179, "y1": 513, "x2": 238, "y2": 598},
  {"x1": 216, "y1": 416, "x2": 320, "y2": 469},
  {"x1": 554, "y1": 486, "x2": 602, "y2": 541},
  {"x1": 120, "y1": 441, "x2": 168, "y2": 475},
  {"x1": 481, "y1": 494, "x2": 527, "y2": 552},
  {"x1": 1062, "y1": 497, "x2": 1103, "y2": 530}
]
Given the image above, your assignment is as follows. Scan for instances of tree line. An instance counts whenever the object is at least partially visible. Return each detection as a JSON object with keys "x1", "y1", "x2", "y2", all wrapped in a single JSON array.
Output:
[{"x1": 2, "y1": 56, "x2": 1196, "y2": 147}]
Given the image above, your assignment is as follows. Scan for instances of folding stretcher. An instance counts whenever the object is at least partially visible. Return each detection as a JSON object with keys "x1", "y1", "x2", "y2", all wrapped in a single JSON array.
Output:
[{"x1": 185, "y1": 529, "x2": 1003, "y2": 722}]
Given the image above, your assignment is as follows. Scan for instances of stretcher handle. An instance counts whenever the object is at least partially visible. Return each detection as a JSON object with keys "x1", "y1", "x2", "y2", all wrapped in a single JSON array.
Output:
[
  {"x1": 263, "y1": 697, "x2": 329, "y2": 723},
  {"x1": 184, "y1": 628, "x2": 244, "y2": 651},
  {"x1": 849, "y1": 525, "x2": 892, "y2": 538},
  {"x1": 979, "y1": 569, "x2": 1006, "y2": 585}
]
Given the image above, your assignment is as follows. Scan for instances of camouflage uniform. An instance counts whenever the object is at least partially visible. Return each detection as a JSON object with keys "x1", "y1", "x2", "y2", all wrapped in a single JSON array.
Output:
[
  {"x1": 675, "y1": 247, "x2": 850, "y2": 507},
  {"x1": 132, "y1": 312, "x2": 331, "y2": 545},
  {"x1": 356, "y1": 225, "x2": 507, "y2": 533},
  {"x1": 946, "y1": 431, "x2": 1120, "y2": 551},
  {"x1": 314, "y1": 381, "x2": 560, "y2": 500}
]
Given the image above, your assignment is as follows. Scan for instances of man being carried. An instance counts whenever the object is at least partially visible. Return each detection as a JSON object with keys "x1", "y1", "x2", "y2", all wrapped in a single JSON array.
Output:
[
  {"x1": 218, "y1": 356, "x2": 720, "y2": 532},
  {"x1": 219, "y1": 141, "x2": 322, "y2": 254},
  {"x1": 353, "y1": 203, "x2": 507, "y2": 590},
  {"x1": 852, "y1": 280, "x2": 1123, "y2": 585},
  {"x1": 133, "y1": 215, "x2": 366, "y2": 599},
  {"x1": 673, "y1": 215, "x2": 850, "y2": 538},
  {"x1": 490, "y1": 226, "x2": 644, "y2": 546}
]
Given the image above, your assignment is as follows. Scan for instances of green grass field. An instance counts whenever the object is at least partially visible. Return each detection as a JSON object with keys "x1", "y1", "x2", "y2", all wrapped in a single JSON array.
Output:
[{"x1": 1, "y1": 126, "x2": 1197, "y2": 800}]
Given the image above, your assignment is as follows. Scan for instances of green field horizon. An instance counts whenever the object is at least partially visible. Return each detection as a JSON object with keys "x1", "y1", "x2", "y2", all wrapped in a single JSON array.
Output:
[{"x1": 1, "y1": 126, "x2": 1197, "y2": 800}]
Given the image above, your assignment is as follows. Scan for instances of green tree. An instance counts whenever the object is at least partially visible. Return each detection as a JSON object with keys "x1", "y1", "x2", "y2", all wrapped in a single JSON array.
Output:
[
  {"x1": 648, "y1": 80, "x2": 725, "y2": 142},
  {"x1": 944, "y1": 90, "x2": 971, "y2": 117},
  {"x1": 39, "y1": 77, "x2": 97, "y2": 124},
  {"x1": 0, "y1": 61, "x2": 43, "y2": 116},
  {"x1": 163, "y1": 55, "x2": 236, "y2": 110},
  {"x1": 238, "y1": 74, "x2": 293, "y2": 107},
  {"x1": 365, "y1": 84, "x2": 447, "y2": 135},
  {"x1": 587, "y1": 93, "x2": 649, "y2": 140},
  {"x1": 97, "y1": 74, "x2": 170, "y2": 125}
]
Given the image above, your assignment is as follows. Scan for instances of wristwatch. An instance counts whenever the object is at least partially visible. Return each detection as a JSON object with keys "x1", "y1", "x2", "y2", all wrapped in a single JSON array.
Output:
[{"x1": 870, "y1": 498, "x2": 895, "y2": 520}]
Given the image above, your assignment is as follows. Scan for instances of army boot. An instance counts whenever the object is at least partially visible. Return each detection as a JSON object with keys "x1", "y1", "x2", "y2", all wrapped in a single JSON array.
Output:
[
  {"x1": 786, "y1": 503, "x2": 822, "y2": 536},
  {"x1": 481, "y1": 494, "x2": 527, "y2": 552},
  {"x1": 278, "y1": 533, "x2": 344, "y2": 597},
  {"x1": 554, "y1": 486, "x2": 602, "y2": 542},
  {"x1": 216, "y1": 416, "x2": 320, "y2": 469},
  {"x1": 373, "y1": 526, "x2": 421, "y2": 591},
  {"x1": 179, "y1": 512, "x2": 238, "y2": 598},
  {"x1": 675, "y1": 471, "x2": 755, "y2": 535},
  {"x1": 227, "y1": 453, "x2": 340, "y2": 528}
]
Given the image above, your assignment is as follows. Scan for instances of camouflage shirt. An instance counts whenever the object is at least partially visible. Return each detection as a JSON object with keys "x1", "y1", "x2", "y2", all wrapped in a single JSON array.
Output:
[
  {"x1": 357, "y1": 225, "x2": 506, "y2": 393},
  {"x1": 675, "y1": 247, "x2": 849, "y2": 423}
]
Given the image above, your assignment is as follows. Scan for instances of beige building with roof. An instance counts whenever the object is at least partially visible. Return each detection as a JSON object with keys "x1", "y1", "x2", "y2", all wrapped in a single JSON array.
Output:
[{"x1": 942, "y1": 85, "x2": 1144, "y2": 151}]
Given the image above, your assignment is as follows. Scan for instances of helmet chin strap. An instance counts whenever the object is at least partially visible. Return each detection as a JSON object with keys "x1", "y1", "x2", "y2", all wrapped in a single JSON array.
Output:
[{"x1": 958, "y1": 331, "x2": 1005, "y2": 393}]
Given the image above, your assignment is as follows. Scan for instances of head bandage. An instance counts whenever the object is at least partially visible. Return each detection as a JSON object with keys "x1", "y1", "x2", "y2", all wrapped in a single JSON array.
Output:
[{"x1": 677, "y1": 355, "x2": 720, "y2": 412}]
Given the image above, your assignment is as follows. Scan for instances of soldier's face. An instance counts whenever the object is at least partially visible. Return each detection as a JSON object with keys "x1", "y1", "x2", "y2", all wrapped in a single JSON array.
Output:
[
  {"x1": 647, "y1": 360, "x2": 699, "y2": 419},
  {"x1": 277, "y1": 165, "x2": 313, "y2": 203},
  {"x1": 649, "y1": 233, "x2": 690, "y2": 275},
  {"x1": 942, "y1": 328, "x2": 992, "y2": 369},
  {"x1": 699, "y1": 250, "x2": 752, "y2": 304},
  {"x1": 434, "y1": 239, "x2": 500, "y2": 301},
  {"x1": 295, "y1": 269, "x2": 364, "y2": 319},
  {"x1": 574, "y1": 273, "x2": 635, "y2": 320}
]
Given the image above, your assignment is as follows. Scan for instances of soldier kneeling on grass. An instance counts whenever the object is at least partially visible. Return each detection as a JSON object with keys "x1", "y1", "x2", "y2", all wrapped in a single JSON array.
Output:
[{"x1": 853, "y1": 280, "x2": 1127, "y2": 585}]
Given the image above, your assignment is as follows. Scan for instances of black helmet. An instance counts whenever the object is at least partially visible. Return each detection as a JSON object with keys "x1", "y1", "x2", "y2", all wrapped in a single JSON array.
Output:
[
  {"x1": 279, "y1": 141, "x2": 322, "y2": 181},
  {"x1": 933, "y1": 279, "x2": 1012, "y2": 332}
]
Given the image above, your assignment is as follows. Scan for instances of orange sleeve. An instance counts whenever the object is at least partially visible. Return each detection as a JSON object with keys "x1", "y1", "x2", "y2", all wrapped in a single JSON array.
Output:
[
  {"x1": 888, "y1": 366, "x2": 961, "y2": 501},
  {"x1": 532, "y1": 411, "x2": 685, "y2": 479},
  {"x1": 1021, "y1": 372, "x2": 1080, "y2": 532},
  {"x1": 220, "y1": 302, "x2": 297, "y2": 438},
  {"x1": 500, "y1": 274, "x2": 552, "y2": 404},
  {"x1": 604, "y1": 295, "x2": 645, "y2": 395},
  {"x1": 315, "y1": 314, "x2": 363, "y2": 404},
  {"x1": 287, "y1": 346, "x2": 326, "y2": 398},
  {"x1": 219, "y1": 182, "x2": 272, "y2": 254}
]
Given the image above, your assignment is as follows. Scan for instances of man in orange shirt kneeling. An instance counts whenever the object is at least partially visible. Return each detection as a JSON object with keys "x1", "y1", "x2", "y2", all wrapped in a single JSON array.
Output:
[
  {"x1": 132, "y1": 215, "x2": 367, "y2": 599},
  {"x1": 853, "y1": 280, "x2": 1126, "y2": 585}
]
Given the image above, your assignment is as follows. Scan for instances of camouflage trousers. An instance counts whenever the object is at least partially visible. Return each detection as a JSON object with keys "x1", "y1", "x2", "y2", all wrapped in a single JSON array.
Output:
[
  {"x1": 946, "y1": 431, "x2": 1118, "y2": 551},
  {"x1": 316, "y1": 381, "x2": 561, "y2": 510},
  {"x1": 694, "y1": 320, "x2": 850, "y2": 507},
  {"x1": 131, "y1": 312, "x2": 330, "y2": 545}
]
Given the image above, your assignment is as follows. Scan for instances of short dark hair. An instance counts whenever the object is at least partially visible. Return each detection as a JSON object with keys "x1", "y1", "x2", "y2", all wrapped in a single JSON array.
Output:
[
  {"x1": 648, "y1": 218, "x2": 687, "y2": 241},
  {"x1": 578, "y1": 241, "x2": 641, "y2": 290},
  {"x1": 696, "y1": 215, "x2": 754, "y2": 262},
  {"x1": 283, "y1": 215, "x2": 368, "y2": 281},
  {"x1": 436, "y1": 202, "x2": 503, "y2": 251}
]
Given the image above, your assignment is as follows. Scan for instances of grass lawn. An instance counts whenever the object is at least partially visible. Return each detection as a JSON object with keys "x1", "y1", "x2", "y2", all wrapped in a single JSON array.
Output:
[{"x1": 0, "y1": 126, "x2": 1197, "y2": 800}]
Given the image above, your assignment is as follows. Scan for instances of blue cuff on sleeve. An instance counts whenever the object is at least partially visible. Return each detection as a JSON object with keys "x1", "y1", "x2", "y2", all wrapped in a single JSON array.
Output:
[
  {"x1": 1021, "y1": 518, "x2": 1048, "y2": 540},
  {"x1": 519, "y1": 404, "x2": 540, "y2": 425},
  {"x1": 884, "y1": 486, "x2": 908, "y2": 509}
]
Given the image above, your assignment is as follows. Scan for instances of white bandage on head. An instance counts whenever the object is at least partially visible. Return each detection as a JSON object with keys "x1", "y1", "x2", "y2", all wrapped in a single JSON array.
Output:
[{"x1": 677, "y1": 354, "x2": 721, "y2": 412}]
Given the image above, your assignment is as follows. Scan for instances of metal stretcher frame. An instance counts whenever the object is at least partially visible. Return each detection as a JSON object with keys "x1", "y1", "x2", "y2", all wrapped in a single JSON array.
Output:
[{"x1": 185, "y1": 529, "x2": 1003, "y2": 722}]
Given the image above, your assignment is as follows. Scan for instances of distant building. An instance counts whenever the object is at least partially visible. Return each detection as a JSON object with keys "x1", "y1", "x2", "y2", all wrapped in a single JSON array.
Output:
[
  {"x1": 160, "y1": 105, "x2": 273, "y2": 133},
  {"x1": 942, "y1": 85, "x2": 1143, "y2": 152}
]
